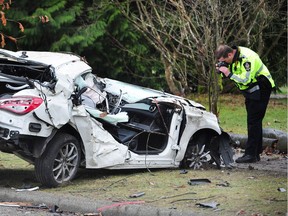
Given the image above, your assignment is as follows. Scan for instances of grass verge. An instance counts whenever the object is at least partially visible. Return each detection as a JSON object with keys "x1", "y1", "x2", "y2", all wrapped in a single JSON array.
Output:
[
  {"x1": 0, "y1": 153, "x2": 287, "y2": 216},
  {"x1": 190, "y1": 93, "x2": 287, "y2": 134}
]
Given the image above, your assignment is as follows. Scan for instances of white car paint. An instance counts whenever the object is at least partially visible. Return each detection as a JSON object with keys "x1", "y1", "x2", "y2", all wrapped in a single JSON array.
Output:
[{"x1": 0, "y1": 49, "x2": 232, "y2": 187}]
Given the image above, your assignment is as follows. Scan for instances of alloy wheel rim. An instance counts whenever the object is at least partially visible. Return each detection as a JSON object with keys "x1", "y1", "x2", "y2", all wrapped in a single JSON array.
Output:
[{"x1": 52, "y1": 142, "x2": 79, "y2": 183}]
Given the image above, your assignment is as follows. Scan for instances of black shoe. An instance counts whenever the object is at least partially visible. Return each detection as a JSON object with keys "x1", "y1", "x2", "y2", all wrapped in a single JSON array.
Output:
[
  {"x1": 256, "y1": 155, "x2": 261, "y2": 161},
  {"x1": 235, "y1": 155, "x2": 257, "y2": 163}
]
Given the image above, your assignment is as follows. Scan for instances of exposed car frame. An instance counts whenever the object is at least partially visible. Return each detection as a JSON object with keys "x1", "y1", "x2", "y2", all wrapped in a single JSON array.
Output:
[{"x1": 0, "y1": 49, "x2": 234, "y2": 187}]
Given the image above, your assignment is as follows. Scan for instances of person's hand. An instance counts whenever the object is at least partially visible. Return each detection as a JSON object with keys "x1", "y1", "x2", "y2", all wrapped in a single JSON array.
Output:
[{"x1": 216, "y1": 65, "x2": 230, "y2": 77}]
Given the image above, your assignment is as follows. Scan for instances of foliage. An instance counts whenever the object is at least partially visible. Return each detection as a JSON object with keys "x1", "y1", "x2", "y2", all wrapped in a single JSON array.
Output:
[
  {"x1": 114, "y1": 0, "x2": 287, "y2": 114},
  {"x1": 0, "y1": 0, "x2": 24, "y2": 48},
  {"x1": 11, "y1": 0, "x2": 85, "y2": 51},
  {"x1": 81, "y1": 1, "x2": 167, "y2": 90},
  {"x1": 261, "y1": 1, "x2": 287, "y2": 86},
  {"x1": 2, "y1": 0, "x2": 287, "y2": 98},
  {"x1": 9, "y1": 0, "x2": 166, "y2": 89}
]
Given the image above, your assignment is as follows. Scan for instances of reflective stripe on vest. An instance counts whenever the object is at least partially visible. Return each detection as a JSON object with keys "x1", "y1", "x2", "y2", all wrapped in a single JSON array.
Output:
[
  {"x1": 246, "y1": 84, "x2": 260, "y2": 93},
  {"x1": 255, "y1": 64, "x2": 264, "y2": 77}
]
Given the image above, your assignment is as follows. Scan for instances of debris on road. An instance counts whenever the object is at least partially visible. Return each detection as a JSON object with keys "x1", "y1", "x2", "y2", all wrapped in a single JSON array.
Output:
[
  {"x1": 216, "y1": 181, "x2": 230, "y2": 187},
  {"x1": 12, "y1": 186, "x2": 40, "y2": 192},
  {"x1": 129, "y1": 192, "x2": 145, "y2": 198},
  {"x1": 188, "y1": 178, "x2": 211, "y2": 186},
  {"x1": 196, "y1": 201, "x2": 219, "y2": 208},
  {"x1": 277, "y1": 188, "x2": 286, "y2": 192}
]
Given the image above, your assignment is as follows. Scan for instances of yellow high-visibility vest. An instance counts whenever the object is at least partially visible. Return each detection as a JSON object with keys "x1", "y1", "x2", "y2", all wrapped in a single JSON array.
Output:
[{"x1": 228, "y1": 46, "x2": 275, "y2": 91}]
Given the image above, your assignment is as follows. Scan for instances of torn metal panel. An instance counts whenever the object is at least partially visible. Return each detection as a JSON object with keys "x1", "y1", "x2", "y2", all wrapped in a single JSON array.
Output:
[
  {"x1": 196, "y1": 201, "x2": 219, "y2": 208},
  {"x1": 73, "y1": 106, "x2": 128, "y2": 168}
]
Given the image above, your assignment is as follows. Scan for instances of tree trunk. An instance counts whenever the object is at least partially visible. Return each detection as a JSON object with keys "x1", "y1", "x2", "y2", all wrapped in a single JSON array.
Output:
[
  {"x1": 209, "y1": 65, "x2": 220, "y2": 115},
  {"x1": 162, "y1": 56, "x2": 182, "y2": 96}
]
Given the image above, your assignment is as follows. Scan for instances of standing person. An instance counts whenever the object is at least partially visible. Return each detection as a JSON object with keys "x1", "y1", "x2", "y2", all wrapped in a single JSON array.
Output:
[{"x1": 215, "y1": 45, "x2": 275, "y2": 163}]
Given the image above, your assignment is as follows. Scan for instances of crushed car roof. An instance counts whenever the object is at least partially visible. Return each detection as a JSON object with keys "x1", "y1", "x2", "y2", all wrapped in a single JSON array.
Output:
[
  {"x1": 0, "y1": 49, "x2": 92, "y2": 80},
  {"x1": 0, "y1": 49, "x2": 83, "y2": 68},
  {"x1": 0, "y1": 49, "x2": 205, "y2": 109}
]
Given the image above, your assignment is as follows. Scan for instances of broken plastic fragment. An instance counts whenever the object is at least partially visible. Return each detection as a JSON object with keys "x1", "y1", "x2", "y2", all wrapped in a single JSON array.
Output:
[
  {"x1": 196, "y1": 201, "x2": 219, "y2": 208},
  {"x1": 188, "y1": 178, "x2": 211, "y2": 185},
  {"x1": 216, "y1": 181, "x2": 230, "y2": 187},
  {"x1": 277, "y1": 188, "x2": 286, "y2": 192},
  {"x1": 49, "y1": 205, "x2": 63, "y2": 213},
  {"x1": 180, "y1": 169, "x2": 188, "y2": 174},
  {"x1": 13, "y1": 186, "x2": 39, "y2": 192},
  {"x1": 129, "y1": 192, "x2": 145, "y2": 198}
]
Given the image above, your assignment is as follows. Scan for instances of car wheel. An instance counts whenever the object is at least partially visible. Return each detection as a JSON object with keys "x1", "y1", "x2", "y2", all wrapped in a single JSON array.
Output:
[
  {"x1": 181, "y1": 135, "x2": 220, "y2": 169},
  {"x1": 35, "y1": 133, "x2": 81, "y2": 187},
  {"x1": 182, "y1": 143, "x2": 210, "y2": 169}
]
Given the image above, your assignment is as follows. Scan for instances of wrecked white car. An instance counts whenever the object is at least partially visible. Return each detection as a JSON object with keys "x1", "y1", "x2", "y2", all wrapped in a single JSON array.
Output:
[{"x1": 0, "y1": 49, "x2": 234, "y2": 187}]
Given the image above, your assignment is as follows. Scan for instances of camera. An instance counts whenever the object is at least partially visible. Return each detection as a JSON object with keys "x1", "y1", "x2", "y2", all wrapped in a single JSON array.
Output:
[{"x1": 216, "y1": 61, "x2": 229, "y2": 74}]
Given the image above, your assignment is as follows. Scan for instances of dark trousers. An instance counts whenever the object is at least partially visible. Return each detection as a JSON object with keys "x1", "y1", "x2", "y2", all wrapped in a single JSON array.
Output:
[{"x1": 244, "y1": 81, "x2": 272, "y2": 156}]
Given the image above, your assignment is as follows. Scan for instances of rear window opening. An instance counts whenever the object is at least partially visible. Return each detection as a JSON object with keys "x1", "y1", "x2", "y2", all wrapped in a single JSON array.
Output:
[{"x1": 0, "y1": 58, "x2": 55, "y2": 96}]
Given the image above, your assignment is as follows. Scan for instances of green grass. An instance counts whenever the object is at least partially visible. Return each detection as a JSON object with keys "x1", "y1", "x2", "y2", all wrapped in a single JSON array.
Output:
[
  {"x1": 278, "y1": 86, "x2": 288, "y2": 95},
  {"x1": 190, "y1": 93, "x2": 287, "y2": 135},
  {"x1": 0, "y1": 158, "x2": 286, "y2": 216}
]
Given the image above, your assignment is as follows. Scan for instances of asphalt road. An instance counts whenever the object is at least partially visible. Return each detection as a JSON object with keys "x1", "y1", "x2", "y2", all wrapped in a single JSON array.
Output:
[{"x1": 0, "y1": 206, "x2": 76, "y2": 216}]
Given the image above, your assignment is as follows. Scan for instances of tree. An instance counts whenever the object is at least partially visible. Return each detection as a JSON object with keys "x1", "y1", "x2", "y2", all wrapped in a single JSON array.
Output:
[
  {"x1": 6, "y1": 0, "x2": 286, "y2": 105},
  {"x1": 0, "y1": 0, "x2": 24, "y2": 49},
  {"x1": 9, "y1": 0, "x2": 85, "y2": 51},
  {"x1": 115, "y1": 0, "x2": 287, "y2": 114},
  {"x1": 81, "y1": 1, "x2": 167, "y2": 90},
  {"x1": 11, "y1": 0, "x2": 166, "y2": 89}
]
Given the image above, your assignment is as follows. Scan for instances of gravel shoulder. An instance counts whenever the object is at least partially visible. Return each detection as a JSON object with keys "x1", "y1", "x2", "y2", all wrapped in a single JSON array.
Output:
[{"x1": 232, "y1": 151, "x2": 287, "y2": 174}]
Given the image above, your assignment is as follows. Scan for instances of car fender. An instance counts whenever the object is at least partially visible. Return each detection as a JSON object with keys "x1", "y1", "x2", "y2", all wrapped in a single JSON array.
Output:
[{"x1": 175, "y1": 107, "x2": 221, "y2": 162}]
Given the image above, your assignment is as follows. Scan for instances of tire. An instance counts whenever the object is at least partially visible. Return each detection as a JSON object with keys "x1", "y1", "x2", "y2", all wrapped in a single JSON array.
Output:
[
  {"x1": 180, "y1": 134, "x2": 220, "y2": 169},
  {"x1": 35, "y1": 133, "x2": 81, "y2": 188}
]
